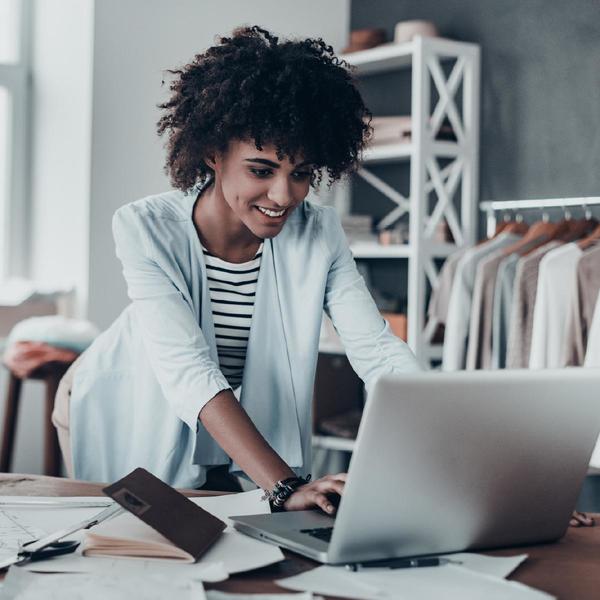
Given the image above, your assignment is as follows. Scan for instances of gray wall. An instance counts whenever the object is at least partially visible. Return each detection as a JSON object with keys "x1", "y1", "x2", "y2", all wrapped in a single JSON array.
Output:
[
  {"x1": 349, "y1": 0, "x2": 600, "y2": 307},
  {"x1": 351, "y1": 0, "x2": 600, "y2": 205}
]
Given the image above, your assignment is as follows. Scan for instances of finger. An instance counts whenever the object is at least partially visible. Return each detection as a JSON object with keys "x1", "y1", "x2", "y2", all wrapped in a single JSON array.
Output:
[
  {"x1": 319, "y1": 473, "x2": 346, "y2": 483},
  {"x1": 314, "y1": 480, "x2": 345, "y2": 496},
  {"x1": 570, "y1": 518, "x2": 580, "y2": 527},
  {"x1": 313, "y1": 492, "x2": 336, "y2": 515},
  {"x1": 572, "y1": 511, "x2": 594, "y2": 526}
]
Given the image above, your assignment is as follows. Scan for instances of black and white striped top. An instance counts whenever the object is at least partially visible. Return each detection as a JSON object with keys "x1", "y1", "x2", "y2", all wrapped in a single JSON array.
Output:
[{"x1": 202, "y1": 243, "x2": 263, "y2": 390}]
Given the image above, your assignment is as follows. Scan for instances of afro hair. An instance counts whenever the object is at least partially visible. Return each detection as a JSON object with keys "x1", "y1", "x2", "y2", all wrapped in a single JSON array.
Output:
[{"x1": 156, "y1": 25, "x2": 372, "y2": 191}]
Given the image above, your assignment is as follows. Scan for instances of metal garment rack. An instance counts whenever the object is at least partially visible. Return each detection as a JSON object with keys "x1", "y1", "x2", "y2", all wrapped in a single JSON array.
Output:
[{"x1": 480, "y1": 196, "x2": 600, "y2": 238}]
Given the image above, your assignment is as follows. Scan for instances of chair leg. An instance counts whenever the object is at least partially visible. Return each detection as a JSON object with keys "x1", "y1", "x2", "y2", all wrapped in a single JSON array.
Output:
[
  {"x1": 44, "y1": 375, "x2": 63, "y2": 477},
  {"x1": 1, "y1": 373, "x2": 22, "y2": 472}
]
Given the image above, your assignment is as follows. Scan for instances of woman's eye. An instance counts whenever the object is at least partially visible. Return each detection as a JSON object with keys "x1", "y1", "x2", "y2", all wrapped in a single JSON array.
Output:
[
  {"x1": 250, "y1": 168, "x2": 272, "y2": 178},
  {"x1": 293, "y1": 171, "x2": 311, "y2": 180}
]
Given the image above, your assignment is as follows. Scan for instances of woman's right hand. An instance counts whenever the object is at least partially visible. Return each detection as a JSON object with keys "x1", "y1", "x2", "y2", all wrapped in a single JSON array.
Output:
[{"x1": 283, "y1": 473, "x2": 347, "y2": 514}]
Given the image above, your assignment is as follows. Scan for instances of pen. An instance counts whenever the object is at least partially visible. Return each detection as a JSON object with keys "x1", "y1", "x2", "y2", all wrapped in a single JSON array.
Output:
[{"x1": 347, "y1": 557, "x2": 459, "y2": 571}]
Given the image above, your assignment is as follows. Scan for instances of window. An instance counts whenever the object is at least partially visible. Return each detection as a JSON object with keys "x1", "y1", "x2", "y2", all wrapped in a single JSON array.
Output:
[{"x1": 0, "y1": 0, "x2": 30, "y2": 280}]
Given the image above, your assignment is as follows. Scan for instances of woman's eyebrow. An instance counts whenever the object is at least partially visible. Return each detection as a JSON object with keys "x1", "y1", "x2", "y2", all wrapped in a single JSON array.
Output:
[{"x1": 244, "y1": 158, "x2": 312, "y2": 168}]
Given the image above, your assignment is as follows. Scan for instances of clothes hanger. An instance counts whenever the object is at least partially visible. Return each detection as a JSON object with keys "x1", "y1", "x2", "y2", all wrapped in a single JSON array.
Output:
[
  {"x1": 499, "y1": 208, "x2": 558, "y2": 257},
  {"x1": 501, "y1": 211, "x2": 529, "y2": 236},
  {"x1": 493, "y1": 211, "x2": 512, "y2": 236},
  {"x1": 555, "y1": 204, "x2": 598, "y2": 243},
  {"x1": 578, "y1": 222, "x2": 600, "y2": 250}
]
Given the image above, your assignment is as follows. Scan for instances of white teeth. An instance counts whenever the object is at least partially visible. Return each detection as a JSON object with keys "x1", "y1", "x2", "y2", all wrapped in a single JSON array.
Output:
[{"x1": 257, "y1": 206, "x2": 285, "y2": 218}]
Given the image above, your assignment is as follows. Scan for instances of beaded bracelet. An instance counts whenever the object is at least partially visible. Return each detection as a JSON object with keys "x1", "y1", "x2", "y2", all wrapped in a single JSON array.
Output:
[{"x1": 262, "y1": 474, "x2": 312, "y2": 512}]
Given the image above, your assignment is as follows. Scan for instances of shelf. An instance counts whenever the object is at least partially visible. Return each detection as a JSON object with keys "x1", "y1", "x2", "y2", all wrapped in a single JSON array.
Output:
[
  {"x1": 312, "y1": 435, "x2": 356, "y2": 452},
  {"x1": 349, "y1": 242, "x2": 462, "y2": 259},
  {"x1": 337, "y1": 37, "x2": 479, "y2": 368},
  {"x1": 350, "y1": 242, "x2": 411, "y2": 259},
  {"x1": 340, "y1": 41, "x2": 414, "y2": 75},
  {"x1": 362, "y1": 143, "x2": 412, "y2": 164},
  {"x1": 361, "y1": 140, "x2": 460, "y2": 165},
  {"x1": 340, "y1": 37, "x2": 479, "y2": 76}
]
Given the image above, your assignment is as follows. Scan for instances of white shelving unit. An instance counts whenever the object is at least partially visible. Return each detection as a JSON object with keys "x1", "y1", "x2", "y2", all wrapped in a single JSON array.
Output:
[{"x1": 321, "y1": 36, "x2": 480, "y2": 367}]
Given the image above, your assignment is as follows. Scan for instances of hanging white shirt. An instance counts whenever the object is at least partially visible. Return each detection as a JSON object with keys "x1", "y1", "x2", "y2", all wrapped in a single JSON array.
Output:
[
  {"x1": 584, "y1": 292, "x2": 600, "y2": 368},
  {"x1": 529, "y1": 243, "x2": 582, "y2": 369}
]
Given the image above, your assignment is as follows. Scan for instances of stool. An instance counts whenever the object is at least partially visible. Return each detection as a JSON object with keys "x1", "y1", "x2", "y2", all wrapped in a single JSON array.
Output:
[{"x1": 1, "y1": 359, "x2": 74, "y2": 476}]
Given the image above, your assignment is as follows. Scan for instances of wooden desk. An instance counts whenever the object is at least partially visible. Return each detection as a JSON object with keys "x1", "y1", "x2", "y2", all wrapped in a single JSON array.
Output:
[{"x1": 1, "y1": 473, "x2": 599, "y2": 599}]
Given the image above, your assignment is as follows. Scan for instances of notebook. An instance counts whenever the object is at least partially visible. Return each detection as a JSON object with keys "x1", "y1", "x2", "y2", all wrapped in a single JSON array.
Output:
[{"x1": 82, "y1": 468, "x2": 226, "y2": 562}]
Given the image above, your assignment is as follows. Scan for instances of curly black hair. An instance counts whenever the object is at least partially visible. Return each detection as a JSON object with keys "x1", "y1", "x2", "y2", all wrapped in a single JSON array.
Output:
[{"x1": 156, "y1": 25, "x2": 372, "y2": 191}]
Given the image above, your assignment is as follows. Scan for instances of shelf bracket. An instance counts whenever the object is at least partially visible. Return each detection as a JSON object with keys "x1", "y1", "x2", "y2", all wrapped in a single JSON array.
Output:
[
  {"x1": 357, "y1": 167, "x2": 410, "y2": 231},
  {"x1": 427, "y1": 55, "x2": 466, "y2": 145},
  {"x1": 425, "y1": 157, "x2": 465, "y2": 246}
]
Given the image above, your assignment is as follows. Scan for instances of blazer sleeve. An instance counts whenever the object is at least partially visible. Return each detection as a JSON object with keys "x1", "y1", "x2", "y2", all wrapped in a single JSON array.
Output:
[
  {"x1": 112, "y1": 205, "x2": 231, "y2": 433},
  {"x1": 320, "y1": 206, "x2": 421, "y2": 394}
]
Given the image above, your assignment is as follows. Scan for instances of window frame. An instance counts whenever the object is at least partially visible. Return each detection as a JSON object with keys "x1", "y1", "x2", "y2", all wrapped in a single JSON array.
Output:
[{"x1": 0, "y1": 0, "x2": 32, "y2": 280}]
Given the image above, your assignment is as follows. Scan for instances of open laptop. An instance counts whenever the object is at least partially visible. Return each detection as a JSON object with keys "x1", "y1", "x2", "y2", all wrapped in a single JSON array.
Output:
[{"x1": 231, "y1": 369, "x2": 600, "y2": 565}]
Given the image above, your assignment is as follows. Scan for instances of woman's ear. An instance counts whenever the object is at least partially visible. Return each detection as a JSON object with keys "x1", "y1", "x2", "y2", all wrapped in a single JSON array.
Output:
[{"x1": 204, "y1": 154, "x2": 217, "y2": 170}]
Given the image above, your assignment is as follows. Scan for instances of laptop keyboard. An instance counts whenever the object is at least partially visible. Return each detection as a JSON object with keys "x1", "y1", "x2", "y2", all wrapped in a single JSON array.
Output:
[{"x1": 300, "y1": 527, "x2": 333, "y2": 542}]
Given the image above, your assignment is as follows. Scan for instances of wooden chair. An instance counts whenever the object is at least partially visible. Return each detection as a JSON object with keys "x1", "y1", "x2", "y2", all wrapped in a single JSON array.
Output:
[{"x1": 1, "y1": 359, "x2": 74, "y2": 476}]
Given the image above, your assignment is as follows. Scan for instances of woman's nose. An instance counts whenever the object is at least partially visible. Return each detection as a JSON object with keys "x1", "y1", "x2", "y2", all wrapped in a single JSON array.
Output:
[{"x1": 267, "y1": 178, "x2": 294, "y2": 208}]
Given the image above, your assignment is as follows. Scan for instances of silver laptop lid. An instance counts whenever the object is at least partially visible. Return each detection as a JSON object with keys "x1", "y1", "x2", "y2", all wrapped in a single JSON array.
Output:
[{"x1": 327, "y1": 368, "x2": 600, "y2": 564}]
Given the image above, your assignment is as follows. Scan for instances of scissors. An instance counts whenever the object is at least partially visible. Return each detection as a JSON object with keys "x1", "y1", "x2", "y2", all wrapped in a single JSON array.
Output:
[{"x1": 0, "y1": 503, "x2": 123, "y2": 570}]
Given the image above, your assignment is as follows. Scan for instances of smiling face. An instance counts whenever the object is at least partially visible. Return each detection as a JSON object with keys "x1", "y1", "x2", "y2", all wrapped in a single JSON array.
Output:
[{"x1": 205, "y1": 139, "x2": 314, "y2": 240}]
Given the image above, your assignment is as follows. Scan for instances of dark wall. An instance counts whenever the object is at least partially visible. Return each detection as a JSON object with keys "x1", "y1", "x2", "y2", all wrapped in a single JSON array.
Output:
[{"x1": 351, "y1": 0, "x2": 600, "y2": 204}]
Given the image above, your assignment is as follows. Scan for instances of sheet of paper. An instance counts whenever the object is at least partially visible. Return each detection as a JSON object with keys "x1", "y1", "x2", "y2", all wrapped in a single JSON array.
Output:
[
  {"x1": 277, "y1": 562, "x2": 554, "y2": 600},
  {"x1": 0, "y1": 500, "x2": 112, "y2": 536},
  {"x1": 0, "y1": 568, "x2": 206, "y2": 600},
  {"x1": 450, "y1": 552, "x2": 528, "y2": 579},
  {"x1": 20, "y1": 554, "x2": 228, "y2": 582},
  {"x1": 189, "y1": 488, "x2": 269, "y2": 527},
  {"x1": 0, "y1": 509, "x2": 46, "y2": 564}
]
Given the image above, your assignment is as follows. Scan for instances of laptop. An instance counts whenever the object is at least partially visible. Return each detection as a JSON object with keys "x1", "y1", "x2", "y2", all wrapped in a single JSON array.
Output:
[{"x1": 231, "y1": 369, "x2": 600, "y2": 565}]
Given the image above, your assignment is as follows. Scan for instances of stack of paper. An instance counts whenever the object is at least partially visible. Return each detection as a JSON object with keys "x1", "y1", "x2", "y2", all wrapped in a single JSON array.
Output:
[
  {"x1": 277, "y1": 553, "x2": 554, "y2": 600},
  {"x1": 1, "y1": 490, "x2": 283, "y2": 582}
]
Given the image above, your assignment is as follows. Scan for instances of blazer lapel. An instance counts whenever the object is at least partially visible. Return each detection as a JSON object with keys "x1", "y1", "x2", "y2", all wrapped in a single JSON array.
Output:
[{"x1": 237, "y1": 238, "x2": 304, "y2": 469}]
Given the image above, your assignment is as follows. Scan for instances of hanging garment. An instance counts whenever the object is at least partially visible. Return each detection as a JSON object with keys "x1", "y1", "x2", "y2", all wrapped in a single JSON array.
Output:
[
  {"x1": 465, "y1": 237, "x2": 520, "y2": 370},
  {"x1": 505, "y1": 242, "x2": 562, "y2": 369},
  {"x1": 563, "y1": 244, "x2": 600, "y2": 366},
  {"x1": 442, "y1": 232, "x2": 521, "y2": 371},
  {"x1": 491, "y1": 232, "x2": 559, "y2": 370},
  {"x1": 490, "y1": 253, "x2": 519, "y2": 369},
  {"x1": 427, "y1": 248, "x2": 468, "y2": 334},
  {"x1": 584, "y1": 293, "x2": 600, "y2": 467},
  {"x1": 584, "y1": 292, "x2": 600, "y2": 367},
  {"x1": 529, "y1": 243, "x2": 582, "y2": 369}
]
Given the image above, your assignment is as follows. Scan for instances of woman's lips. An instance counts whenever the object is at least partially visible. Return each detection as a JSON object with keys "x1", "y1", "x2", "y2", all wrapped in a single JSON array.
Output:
[{"x1": 254, "y1": 206, "x2": 287, "y2": 223}]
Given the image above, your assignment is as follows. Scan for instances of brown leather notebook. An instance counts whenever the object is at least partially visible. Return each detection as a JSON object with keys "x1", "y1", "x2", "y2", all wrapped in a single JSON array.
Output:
[{"x1": 101, "y1": 467, "x2": 226, "y2": 562}]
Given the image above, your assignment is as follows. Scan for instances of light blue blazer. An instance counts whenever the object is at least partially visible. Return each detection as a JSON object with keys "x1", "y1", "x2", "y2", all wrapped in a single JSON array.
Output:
[{"x1": 70, "y1": 185, "x2": 420, "y2": 487}]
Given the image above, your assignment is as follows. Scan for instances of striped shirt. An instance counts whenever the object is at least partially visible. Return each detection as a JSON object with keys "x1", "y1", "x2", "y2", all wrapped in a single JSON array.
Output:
[{"x1": 202, "y1": 243, "x2": 263, "y2": 390}]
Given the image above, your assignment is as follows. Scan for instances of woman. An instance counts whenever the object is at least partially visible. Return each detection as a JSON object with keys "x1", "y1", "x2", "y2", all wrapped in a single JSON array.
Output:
[{"x1": 52, "y1": 25, "x2": 419, "y2": 513}]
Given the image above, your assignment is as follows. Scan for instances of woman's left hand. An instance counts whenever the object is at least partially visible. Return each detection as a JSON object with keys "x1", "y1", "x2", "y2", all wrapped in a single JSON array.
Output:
[{"x1": 282, "y1": 473, "x2": 347, "y2": 514}]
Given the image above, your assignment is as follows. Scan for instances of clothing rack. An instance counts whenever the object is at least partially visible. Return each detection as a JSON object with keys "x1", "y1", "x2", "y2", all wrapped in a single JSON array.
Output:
[{"x1": 480, "y1": 196, "x2": 600, "y2": 238}]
